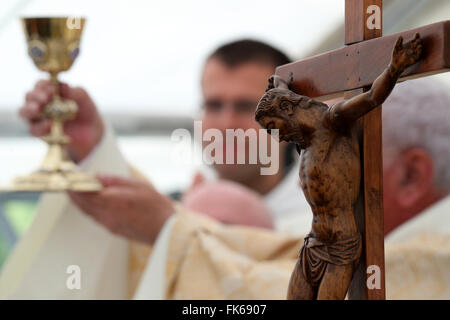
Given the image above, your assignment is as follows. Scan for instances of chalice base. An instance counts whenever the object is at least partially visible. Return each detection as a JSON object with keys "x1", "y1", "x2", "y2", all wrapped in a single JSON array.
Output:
[
  {"x1": 6, "y1": 168, "x2": 102, "y2": 192},
  {"x1": 3, "y1": 132, "x2": 102, "y2": 192}
]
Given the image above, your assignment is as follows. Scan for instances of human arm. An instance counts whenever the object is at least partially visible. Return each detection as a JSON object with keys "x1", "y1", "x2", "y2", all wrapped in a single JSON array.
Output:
[{"x1": 68, "y1": 175, "x2": 175, "y2": 244}]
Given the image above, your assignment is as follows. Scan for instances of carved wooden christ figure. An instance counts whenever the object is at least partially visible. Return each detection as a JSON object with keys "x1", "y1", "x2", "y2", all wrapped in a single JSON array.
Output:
[{"x1": 255, "y1": 34, "x2": 423, "y2": 299}]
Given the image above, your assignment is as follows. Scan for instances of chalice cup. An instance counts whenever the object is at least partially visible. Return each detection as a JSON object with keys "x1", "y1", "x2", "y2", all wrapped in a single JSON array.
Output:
[{"x1": 6, "y1": 17, "x2": 101, "y2": 192}]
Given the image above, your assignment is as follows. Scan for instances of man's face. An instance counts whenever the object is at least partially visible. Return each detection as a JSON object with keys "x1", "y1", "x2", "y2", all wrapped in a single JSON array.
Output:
[{"x1": 200, "y1": 58, "x2": 275, "y2": 182}]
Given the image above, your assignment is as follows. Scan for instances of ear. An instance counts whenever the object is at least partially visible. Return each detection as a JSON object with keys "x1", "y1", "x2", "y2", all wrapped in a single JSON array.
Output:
[
  {"x1": 279, "y1": 100, "x2": 295, "y2": 116},
  {"x1": 396, "y1": 148, "x2": 434, "y2": 208}
]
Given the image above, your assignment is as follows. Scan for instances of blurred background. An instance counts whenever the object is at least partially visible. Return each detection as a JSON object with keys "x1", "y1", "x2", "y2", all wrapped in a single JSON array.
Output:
[{"x1": 0, "y1": 0, "x2": 449, "y2": 267}]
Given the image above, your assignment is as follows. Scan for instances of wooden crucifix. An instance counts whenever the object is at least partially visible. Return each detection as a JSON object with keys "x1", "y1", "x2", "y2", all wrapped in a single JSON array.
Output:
[{"x1": 255, "y1": 0, "x2": 449, "y2": 300}]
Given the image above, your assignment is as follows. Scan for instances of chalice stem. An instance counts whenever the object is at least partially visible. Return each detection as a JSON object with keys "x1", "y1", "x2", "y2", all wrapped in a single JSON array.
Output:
[
  {"x1": 40, "y1": 119, "x2": 68, "y2": 172},
  {"x1": 4, "y1": 16, "x2": 101, "y2": 191}
]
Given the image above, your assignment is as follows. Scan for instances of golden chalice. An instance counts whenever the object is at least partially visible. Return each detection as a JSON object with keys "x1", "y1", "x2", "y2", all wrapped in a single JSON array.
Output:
[{"x1": 5, "y1": 17, "x2": 101, "y2": 192}]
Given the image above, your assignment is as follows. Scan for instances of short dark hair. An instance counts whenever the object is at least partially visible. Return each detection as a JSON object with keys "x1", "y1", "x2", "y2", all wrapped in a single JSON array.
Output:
[{"x1": 208, "y1": 39, "x2": 291, "y2": 69}]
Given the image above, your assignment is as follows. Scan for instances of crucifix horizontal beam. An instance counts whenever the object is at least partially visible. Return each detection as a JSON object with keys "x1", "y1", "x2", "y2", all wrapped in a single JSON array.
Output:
[{"x1": 276, "y1": 20, "x2": 449, "y2": 99}]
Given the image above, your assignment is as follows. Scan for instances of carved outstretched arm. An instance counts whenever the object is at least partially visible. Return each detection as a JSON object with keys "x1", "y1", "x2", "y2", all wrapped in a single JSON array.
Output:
[{"x1": 328, "y1": 33, "x2": 422, "y2": 127}]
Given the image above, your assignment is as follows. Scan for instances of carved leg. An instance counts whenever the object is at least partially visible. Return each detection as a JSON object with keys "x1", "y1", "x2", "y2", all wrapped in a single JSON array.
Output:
[
  {"x1": 287, "y1": 258, "x2": 315, "y2": 300},
  {"x1": 316, "y1": 263, "x2": 354, "y2": 300}
]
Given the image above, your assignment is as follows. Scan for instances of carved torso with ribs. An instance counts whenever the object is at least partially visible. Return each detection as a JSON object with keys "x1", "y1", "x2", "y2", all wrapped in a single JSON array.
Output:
[
  {"x1": 255, "y1": 89, "x2": 363, "y2": 244},
  {"x1": 298, "y1": 116, "x2": 361, "y2": 243}
]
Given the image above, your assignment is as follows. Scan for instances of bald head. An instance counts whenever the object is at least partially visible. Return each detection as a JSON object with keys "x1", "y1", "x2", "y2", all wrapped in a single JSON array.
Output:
[
  {"x1": 382, "y1": 77, "x2": 450, "y2": 234},
  {"x1": 182, "y1": 180, "x2": 274, "y2": 229},
  {"x1": 383, "y1": 78, "x2": 450, "y2": 192}
]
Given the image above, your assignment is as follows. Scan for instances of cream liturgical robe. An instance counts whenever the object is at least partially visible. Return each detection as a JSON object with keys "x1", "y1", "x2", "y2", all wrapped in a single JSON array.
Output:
[
  {"x1": 134, "y1": 196, "x2": 450, "y2": 300},
  {"x1": 385, "y1": 195, "x2": 450, "y2": 299},
  {"x1": 0, "y1": 125, "x2": 132, "y2": 299},
  {"x1": 134, "y1": 208, "x2": 302, "y2": 300}
]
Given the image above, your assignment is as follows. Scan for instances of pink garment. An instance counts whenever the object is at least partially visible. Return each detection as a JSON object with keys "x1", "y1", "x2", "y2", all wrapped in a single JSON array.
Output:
[{"x1": 182, "y1": 180, "x2": 273, "y2": 229}]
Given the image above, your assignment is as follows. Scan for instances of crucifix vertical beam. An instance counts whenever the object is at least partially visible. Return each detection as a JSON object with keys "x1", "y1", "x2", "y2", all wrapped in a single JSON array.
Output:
[{"x1": 345, "y1": 0, "x2": 385, "y2": 300}]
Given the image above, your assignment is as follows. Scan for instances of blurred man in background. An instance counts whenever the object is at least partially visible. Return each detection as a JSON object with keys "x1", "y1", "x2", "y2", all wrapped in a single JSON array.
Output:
[
  {"x1": 382, "y1": 78, "x2": 450, "y2": 236},
  {"x1": 175, "y1": 40, "x2": 310, "y2": 233}
]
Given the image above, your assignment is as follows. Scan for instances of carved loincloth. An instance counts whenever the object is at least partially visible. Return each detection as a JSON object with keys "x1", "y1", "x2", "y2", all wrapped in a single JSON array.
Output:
[{"x1": 300, "y1": 233, "x2": 362, "y2": 287}]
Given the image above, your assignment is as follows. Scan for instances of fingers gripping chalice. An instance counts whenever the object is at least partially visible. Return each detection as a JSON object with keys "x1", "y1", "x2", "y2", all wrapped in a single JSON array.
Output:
[{"x1": 5, "y1": 17, "x2": 101, "y2": 192}]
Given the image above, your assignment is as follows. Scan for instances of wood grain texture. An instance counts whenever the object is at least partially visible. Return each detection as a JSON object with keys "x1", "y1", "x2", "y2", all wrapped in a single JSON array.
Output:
[
  {"x1": 345, "y1": 0, "x2": 365, "y2": 44},
  {"x1": 345, "y1": 0, "x2": 382, "y2": 44},
  {"x1": 346, "y1": 90, "x2": 366, "y2": 300},
  {"x1": 345, "y1": 0, "x2": 385, "y2": 301},
  {"x1": 362, "y1": 105, "x2": 385, "y2": 300},
  {"x1": 277, "y1": 20, "x2": 449, "y2": 100}
]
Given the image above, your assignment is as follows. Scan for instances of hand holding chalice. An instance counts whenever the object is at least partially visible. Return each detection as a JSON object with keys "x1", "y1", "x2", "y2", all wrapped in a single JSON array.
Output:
[{"x1": 5, "y1": 17, "x2": 102, "y2": 192}]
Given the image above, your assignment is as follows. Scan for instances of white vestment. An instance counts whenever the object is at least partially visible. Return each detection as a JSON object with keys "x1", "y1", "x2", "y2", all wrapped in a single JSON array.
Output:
[
  {"x1": 0, "y1": 125, "x2": 131, "y2": 299},
  {"x1": 135, "y1": 196, "x2": 450, "y2": 300}
]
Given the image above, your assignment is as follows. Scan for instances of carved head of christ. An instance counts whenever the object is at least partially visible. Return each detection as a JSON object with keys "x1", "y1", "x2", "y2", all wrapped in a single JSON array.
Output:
[{"x1": 255, "y1": 86, "x2": 326, "y2": 149}]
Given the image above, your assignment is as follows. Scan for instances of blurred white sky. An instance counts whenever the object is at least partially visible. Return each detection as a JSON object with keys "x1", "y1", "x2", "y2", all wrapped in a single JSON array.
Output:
[{"x1": 0, "y1": 0, "x2": 344, "y2": 116}]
